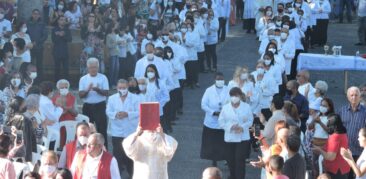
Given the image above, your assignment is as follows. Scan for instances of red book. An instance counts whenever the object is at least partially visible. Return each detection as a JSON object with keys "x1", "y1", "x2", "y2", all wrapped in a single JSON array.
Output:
[{"x1": 139, "y1": 102, "x2": 160, "y2": 130}]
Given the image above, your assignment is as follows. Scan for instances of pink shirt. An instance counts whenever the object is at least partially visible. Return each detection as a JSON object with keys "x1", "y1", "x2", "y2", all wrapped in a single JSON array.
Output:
[
  {"x1": 273, "y1": 175, "x2": 290, "y2": 179},
  {"x1": 0, "y1": 158, "x2": 16, "y2": 179}
]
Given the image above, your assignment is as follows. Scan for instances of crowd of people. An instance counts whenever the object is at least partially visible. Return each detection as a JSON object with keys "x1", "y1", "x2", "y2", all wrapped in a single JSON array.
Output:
[{"x1": 0, "y1": 0, "x2": 364, "y2": 178}]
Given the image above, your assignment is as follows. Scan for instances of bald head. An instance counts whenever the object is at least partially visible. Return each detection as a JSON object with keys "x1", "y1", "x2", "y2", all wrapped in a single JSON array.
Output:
[
  {"x1": 202, "y1": 167, "x2": 222, "y2": 179},
  {"x1": 296, "y1": 70, "x2": 310, "y2": 85},
  {"x1": 347, "y1": 86, "x2": 361, "y2": 107}
]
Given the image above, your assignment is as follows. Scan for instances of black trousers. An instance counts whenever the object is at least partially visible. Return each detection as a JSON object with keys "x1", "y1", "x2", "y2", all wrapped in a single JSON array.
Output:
[
  {"x1": 162, "y1": 88, "x2": 179, "y2": 132},
  {"x1": 348, "y1": 155, "x2": 359, "y2": 179},
  {"x1": 327, "y1": 170, "x2": 349, "y2": 179},
  {"x1": 185, "y1": 60, "x2": 199, "y2": 86},
  {"x1": 290, "y1": 49, "x2": 304, "y2": 80},
  {"x1": 177, "y1": 80, "x2": 184, "y2": 110},
  {"x1": 236, "y1": 0, "x2": 243, "y2": 19},
  {"x1": 316, "y1": 19, "x2": 329, "y2": 45},
  {"x1": 227, "y1": 140, "x2": 251, "y2": 179},
  {"x1": 53, "y1": 55, "x2": 69, "y2": 81},
  {"x1": 218, "y1": 17, "x2": 227, "y2": 41},
  {"x1": 31, "y1": 48, "x2": 44, "y2": 83},
  {"x1": 82, "y1": 101, "x2": 108, "y2": 148},
  {"x1": 198, "y1": 51, "x2": 206, "y2": 72},
  {"x1": 112, "y1": 137, "x2": 133, "y2": 178},
  {"x1": 205, "y1": 44, "x2": 217, "y2": 70},
  {"x1": 243, "y1": 18, "x2": 255, "y2": 32},
  {"x1": 120, "y1": 53, "x2": 136, "y2": 80}
]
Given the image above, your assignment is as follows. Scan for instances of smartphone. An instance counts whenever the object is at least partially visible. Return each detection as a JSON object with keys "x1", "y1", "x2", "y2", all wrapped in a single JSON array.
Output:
[
  {"x1": 16, "y1": 130, "x2": 23, "y2": 144},
  {"x1": 254, "y1": 124, "x2": 261, "y2": 137}
]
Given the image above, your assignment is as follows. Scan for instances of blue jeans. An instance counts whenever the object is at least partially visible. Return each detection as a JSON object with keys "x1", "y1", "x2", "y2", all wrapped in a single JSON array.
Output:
[{"x1": 109, "y1": 55, "x2": 119, "y2": 86}]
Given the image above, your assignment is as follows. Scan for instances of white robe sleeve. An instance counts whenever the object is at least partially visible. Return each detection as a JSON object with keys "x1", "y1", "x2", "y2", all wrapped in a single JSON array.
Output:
[
  {"x1": 160, "y1": 134, "x2": 178, "y2": 161},
  {"x1": 110, "y1": 157, "x2": 122, "y2": 179}
]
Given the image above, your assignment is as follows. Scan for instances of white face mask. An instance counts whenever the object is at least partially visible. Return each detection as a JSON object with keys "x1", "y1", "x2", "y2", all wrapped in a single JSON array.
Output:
[
  {"x1": 139, "y1": 84, "x2": 146, "y2": 91},
  {"x1": 264, "y1": 59, "x2": 272, "y2": 66},
  {"x1": 58, "y1": 5, "x2": 64, "y2": 9},
  {"x1": 181, "y1": 28, "x2": 187, "y2": 33},
  {"x1": 266, "y1": 11, "x2": 273, "y2": 16},
  {"x1": 295, "y1": 3, "x2": 301, "y2": 7},
  {"x1": 268, "y1": 35, "x2": 275, "y2": 40},
  {"x1": 319, "y1": 106, "x2": 328, "y2": 114},
  {"x1": 167, "y1": 52, "x2": 172, "y2": 58},
  {"x1": 268, "y1": 48, "x2": 276, "y2": 53},
  {"x1": 231, "y1": 96, "x2": 240, "y2": 104},
  {"x1": 203, "y1": 14, "x2": 208, "y2": 18},
  {"x1": 275, "y1": 21, "x2": 282, "y2": 26},
  {"x1": 119, "y1": 88, "x2": 128, "y2": 96},
  {"x1": 188, "y1": 28, "x2": 193, "y2": 32},
  {"x1": 11, "y1": 78, "x2": 21, "y2": 87},
  {"x1": 162, "y1": 35, "x2": 169, "y2": 42},
  {"x1": 257, "y1": 68, "x2": 265, "y2": 75},
  {"x1": 215, "y1": 80, "x2": 225, "y2": 88},
  {"x1": 29, "y1": 72, "x2": 37, "y2": 79},
  {"x1": 168, "y1": 1, "x2": 173, "y2": 6},
  {"x1": 147, "y1": 53, "x2": 154, "y2": 61},
  {"x1": 60, "y1": 88, "x2": 69, "y2": 96},
  {"x1": 147, "y1": 72, "x2": 155, "y2": 79},
  {"x1": 240, "y1": 73, "x2": 248, "y2": 80},
  {"x1": 78, "y1": 136, "x2": 88, "y2": 145},
  {"x1": 280, "y1": 32, "x2": 288, "y2": 39},
  {"x1": 288, "y1": 8, "x2": 294, "y2": 12},
  {"x1": 283, "y1": 25, "x2": 290, "y2": 29},
  {"x1": 147, "y1": 33, "x2": 153, "y2": 39},
  {"x1": 21, "y1": 27, "x2": 27, "y2": 33},
  {"x1": 41, "y1": 165, "x2": 56, "y2": 175}
]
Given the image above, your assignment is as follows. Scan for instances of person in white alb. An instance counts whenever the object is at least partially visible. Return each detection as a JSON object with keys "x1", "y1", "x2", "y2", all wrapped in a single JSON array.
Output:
[
  {"x1": 71, "y1": 133, "x2": 121, "y2": 179},
  {"x1": 122, "y1": 125, "x2": 178, "y2": 179},
  {"x1": 78, "y1": 58, "x2": 110, "y2": 147},
  {"x1": 39, "y1": 81, "x2": 64, "y2": 150},
  {"x1": 218, "y1": 87, "x2": 253, "y2": 179},
  {"x1": 106, "y1": 79, "x2": 139, "y2": 178},
  {"x1": 134, "y1": 43, "x2": 168, "y2": 80},
  {"x1": 216, "y1": 0, "x2": 230, "y2": 41},
  {"x1": 200, "y1": 72, "x2": 230, "y2": 167}
]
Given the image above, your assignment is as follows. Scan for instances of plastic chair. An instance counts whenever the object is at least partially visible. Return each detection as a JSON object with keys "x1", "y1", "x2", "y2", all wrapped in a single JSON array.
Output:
[
  {"x1": 59, "y1": 121, "x2": 78, "y2": 144},
  {"x1": 44, "y1": 128, "x2": 60, "y2": 151},
  {"x1": 75, "y1": 114, "x2": 89, "y2": 123},
  {"x1": 13, "y1": 162, "x2": 29, "y2": 179}
]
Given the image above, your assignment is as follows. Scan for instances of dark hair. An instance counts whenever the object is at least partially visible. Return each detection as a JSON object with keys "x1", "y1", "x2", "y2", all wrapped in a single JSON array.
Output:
[
  {"x1": 14, "y1": 38, "x2": 26, "y2": 50},
  {"x1": 288, "y1": 80, "x2": 299, "y2": 90},
  {"x1": 263, "y1": 51, "x2": 275, "y2": 66},
  {"x1": 265, "y1": 42, "x2": 278, "y2": 55},
  {"x1": 2, "y1": 42, "x2": 14, "y2": 54},
  {"x1": 6, "y1": 96, "x2": 25, "y2": 120},
  {"x1": 76, "y1": 121, "x2": 90, "y2": 130},
  {"x1": 19, "y1": 62, "x2": 32, "y2": 80},
  {"x1": 24, "y1": 172, "x2": 41, "y2": 179},
  {"x1": 229, "y1": 87, "x2": 244, "y2": 97},
  {"x1": 15, "y1": 21, "x2": 26, "y2": 33},
  {"x1": 215, "y1": 72, "x2": 224, "y2": 78},
  {"x1": 269, "y1": 155, "x2": 284, "y2": 171},
  {"x1": 40, "y1": 81, "x2": 54, "y2": 96},
  {"x1": 154, "y1": 47, "x2": 164, "y2": 58},
  {"x1": 288, "y1": 125, "x2": 301, "y2": 137},
  {"x1": 321, "y1": 97, "x2": 335, "y2": 115},
  {"x1": 68, "y1": 1, "x2": 77, "y2": 11},
  {"x1": 57, "y1": 168, "x2": 73, "y2": 179},
  {"x1": 286, "y1": 134, "x2": 301, "y2": 152},
  {"x1": 27, "y1": 85, "x2": 41, "y2": 95},
  {"x1": 144, "y1": 64, "x2": 160, "y2": 89},
  {"x1": 327, "y1": 114, "x2": 347, "y2": 134},
  {"x1": 0, "y1": 134, "x2": 11, "y2": 156},
  {"x1": 163, "y1": 46, "x2": 174, "y2": 60},
  {"x1": 127, "y1": 77, "x2": 141, "y2": 94},
  {"x1": 277, "y1": 3, "x2": 284, "y2": 8},
  {"x1": 272, "y1": 94, "x2": 284, "y2": 110}
]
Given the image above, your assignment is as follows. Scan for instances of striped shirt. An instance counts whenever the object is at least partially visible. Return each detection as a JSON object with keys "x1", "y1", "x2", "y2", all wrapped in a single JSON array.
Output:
[{"x1": 337, "y1": 104, "x2": 366, "y2": 156}]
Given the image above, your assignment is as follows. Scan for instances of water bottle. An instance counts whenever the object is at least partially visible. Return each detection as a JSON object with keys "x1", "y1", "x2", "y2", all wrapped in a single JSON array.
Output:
[{"x1": 356, "y1": 51, "x2": 360, "y2": 57}]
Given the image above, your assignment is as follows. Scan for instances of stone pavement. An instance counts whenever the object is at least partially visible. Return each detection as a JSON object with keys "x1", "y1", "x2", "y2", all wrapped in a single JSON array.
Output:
[{"x1": 165, "y1": 21, "x2": 365, "y2": 179}]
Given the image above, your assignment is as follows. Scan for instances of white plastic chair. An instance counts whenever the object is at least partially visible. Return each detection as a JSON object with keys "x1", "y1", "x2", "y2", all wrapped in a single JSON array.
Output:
[
  {"x1": 59, "y1": 121, "x2": 78, "y2": 144},
  {"x1": 44, "y1": 128, "x2": 60, "y2": 151},
  {"x1": 13, "y1": 162, "x2": 29, "y2": 179},
  {"x1": 319, "y1": 155, "x2": 324, "y2": 174},
  {"x1": 75, "y1": 114, "x2": 90, "y2": 123}
]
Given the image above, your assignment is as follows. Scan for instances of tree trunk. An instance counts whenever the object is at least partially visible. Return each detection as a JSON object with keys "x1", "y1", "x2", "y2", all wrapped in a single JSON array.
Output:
[{"x1": 17, "y1": 0, "x2": 43, "y2": 22}]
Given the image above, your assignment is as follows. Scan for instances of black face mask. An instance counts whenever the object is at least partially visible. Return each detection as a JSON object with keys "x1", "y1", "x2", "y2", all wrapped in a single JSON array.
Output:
[
  {"x1": 128, "y1": 86, "x2": 139, "y2": 94},
  {"x1": 278, "y1": 8, "x2": 284, "y2": 13},
  {"x1": 327, "y1": 125, "x2": 335, "y2": 134},
  {"x1": 186, "y1": 4, "x2": 191, "y2": 9},
  {"x1": 286, "y1": 89, "x2": 293, "y2": 96}
]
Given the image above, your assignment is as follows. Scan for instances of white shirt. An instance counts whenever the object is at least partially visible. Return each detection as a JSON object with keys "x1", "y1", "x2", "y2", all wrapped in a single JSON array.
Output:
[
  {"x1": 298, "y1": 82, "x2": 316, "y2": 103},
  {"x1": 78, "y1": 73, "x2": 109, "y2": 104},
  {"x1": 313, "y1": 116, "x2": 329, "y2": 139},
  {"x1": 279, "y1": 38, "x2": 296, "y2": 75},
  {"x1": 251, "y1": 71, "x2": 277, "y2": 110},
  {"x1": 134, "y1": 55, "x2": 168, "y2": 80},
  {"x1": 0, "y1": 19, "x2": 12, "y2": 37},
  {"x1": 201, "y1": 85, "x2": 230, "y2": 129},
  {"x1": 183, "y1": 30, "x2": 199, "y2": 61},
  {"x1": 145, "y1": 79, "x2": 170, "y2": 116},
  {"x1": 218, "y1": 101, "x2": 254, "y2": 142},
  {"x1": 13, "y1": 50, "x2": 31, "y2": 63},
  {"x1": 70, "y1": 151, "x2": 121, "y2": 179},
  {"x1": 64, "y1": 9, "x2": 82, "y2": 29},
  {"x1": 205, "y1": 17, "x2": 219, "y2": 45},
  {"x1": 39, "y1": 95, "x2": 63, "y2": 139},
  {"x1": 98, "y1": 0, "x2": 110, "y2": 5},
  {"x1": 122, "y1": 131, "x2": 178, "y2": 179},
  {"x1": 216, "y1": 0, "x2": 230, "y2": 18},
  {"x1": 106, "y1": 92, "x2": 139, "y2": 137}
]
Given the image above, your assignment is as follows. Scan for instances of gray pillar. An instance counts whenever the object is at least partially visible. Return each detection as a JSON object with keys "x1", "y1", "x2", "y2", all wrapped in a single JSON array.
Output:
[{"x1": 17, "y1": 0, "x2": 43, "y2": 22}]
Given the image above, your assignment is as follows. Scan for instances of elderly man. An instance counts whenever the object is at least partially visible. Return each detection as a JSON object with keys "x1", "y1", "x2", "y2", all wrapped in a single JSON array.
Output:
[
  {"x1": 284, "y1": 80, "x2": 309, "y2": 132},
  {"x1": 79, "y1": 58, "x2": 109, "y2": 147},
  {"x1": 58, "y1": 121, "x2": 90, "y2": 169},
  {"x1": 337, "y1": 86, "x2": 366, "y2": 179},
  {"x1": 71, "y1": 133, "x2": 121, "y2": 179},
  {"x1": 106, "y1": 79, "x2": 139, "y2": 177},
  {"x1": 202, "y1": 167, "x2": 223, "y2": 179},
  {"x1": 296, "y1": 70, "x2": 316, "y2": 103},
  {"x1": 53, "y1": 79, "x2": 78, "y2": 148},
  {"x1": 360, "y1": 83, "x2": 366, "y2": 106},
  {"x1": 134, "y1": 43, "x2": 167, "y2": 80},
  {"x1": 0, "y1": 8, "x2": 12, "y2": 40}
]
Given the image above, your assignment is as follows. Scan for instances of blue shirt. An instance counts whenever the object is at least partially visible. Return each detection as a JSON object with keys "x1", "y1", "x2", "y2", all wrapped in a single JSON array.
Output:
[
  {"x1": 337, "y1": 104, "x2": 366, "y2": 156},
  {"x1": 284, "y1": 93, "x2": 309, "y2": 121}
]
